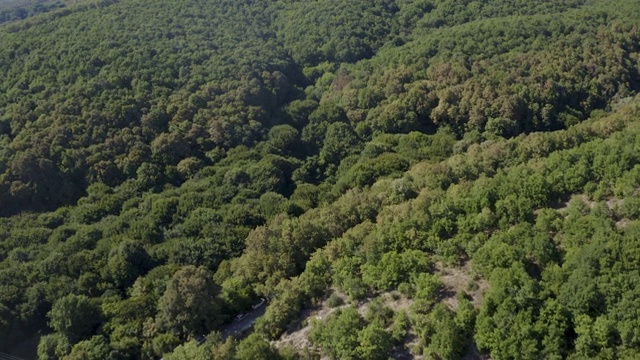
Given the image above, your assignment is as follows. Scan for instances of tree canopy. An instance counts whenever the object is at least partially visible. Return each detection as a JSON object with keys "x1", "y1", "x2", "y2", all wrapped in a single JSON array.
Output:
[{"x1": 0, "y1": 0, "x2": 640, "y2": 359}]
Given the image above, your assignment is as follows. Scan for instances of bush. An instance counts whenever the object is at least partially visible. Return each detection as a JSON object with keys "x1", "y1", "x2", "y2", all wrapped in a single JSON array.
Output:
[
  {"x1": 327, "y1": 292, "x2": 344, "y2": 308},
  {"x1": 398, "y1": 282, "x2": 413, "y2": 298}
]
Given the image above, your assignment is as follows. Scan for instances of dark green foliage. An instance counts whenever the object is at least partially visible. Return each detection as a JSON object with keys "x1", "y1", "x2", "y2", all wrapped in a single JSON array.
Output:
[
  {"x1": 319, "y1": 122, "x2": 362, "y2": 167},
  {"x1": 326, "y1": 293, "x2": 343, "y2": 308},
  {"x1": 365, "y1": 297, "x2": 394, "y2": 327},
  {"x1": 255, "y1": 279, "x2": 305, "y2": 340},
  {"x1": 106, "y1": 240, "x2": 151, "y2": 290},
  {"x1": 309, "y1": 307, "x2": 365, "y2": 359},
  {"x1": 361, "y1": 250, "x2": 432, "y2": 291},
  {"x1": 413, "y1": 303, "x2": 471, "y2": 360},
  {"x1": 341, "y1": 152, "x2": 410, "y2": 188},
  {"x1": 0, "y1": 0, "x2": 640, "y2": 358},
  {"x1": 309, "y1": 304, "x2": 395, "y2": 360},
  {"x1": 390, "y1": 310, "x2": 410, "y2": 344},
  {"x1": 475, "y1": 266, "x2": 542, "y2": 359},
  {"x1": 276, "y1": 0, "x2": 397, "y2": 66},
  {"x1": 48, "y1": 294, "x2": 101, "y2": 343},
  {"x1": 357, "y1": 324, "x2": 394, "y2": 360},
  {"x1": 37, "y1": 333, "x2": 71, "y2": 360},
  {"x1": 234, "y1": 333, "x2": 279, "y2": 360},
  {"x1": 156, "y1": 265, "x2": 222, "y2": 338},
  {"x1": 66, "y1": 335, "x2": 112, "y2": 360},
  {"x1": 0, "y1": 0, "x2": 66, "y2": 25}
]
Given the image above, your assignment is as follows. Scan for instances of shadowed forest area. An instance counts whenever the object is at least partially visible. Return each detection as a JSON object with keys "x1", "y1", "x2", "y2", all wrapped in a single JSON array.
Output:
[{"x1": 0, "y1": 0, "x2": 640, "y2": 359}]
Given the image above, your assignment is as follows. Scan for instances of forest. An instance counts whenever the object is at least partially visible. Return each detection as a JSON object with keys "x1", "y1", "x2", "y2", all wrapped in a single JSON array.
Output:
[
  {"x1": 0, "y1": 0, "x2": 640, "y2": 359},
  {"x1": 0, "y1": 0, "x2": 67, "y2": 24}
]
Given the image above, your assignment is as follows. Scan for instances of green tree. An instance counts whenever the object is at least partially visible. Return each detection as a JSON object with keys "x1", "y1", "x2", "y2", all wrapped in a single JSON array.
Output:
[
  {"x1": 357, "y1": 324, "x2": 393, "y2": 360},
  {"x1": 37, "y1": 333, "x2": 71, "y2": 360},
  {"x1": 475, "y1": 267, "x2": 541, "y2": 359},
  {"x1": 265, "y1": 125, "x2": 301, "y2": 156},
  {"x1": 48, "y1": 294, "x2": 101, "y2": 344},
  {"x1": 156, "y1": 266, "x2": 222, "y2": 338},
  {"x1": 106, "y1": 240, "x2": 151, "y2": 290},
  {"x1": 319, "y1": 123, "x2": 362, "y2": 166},
  {"x1": 65, "y1": 335, "x2": 111, "y2": 360},
  {"x1": 234, "y1": 333, "x2": 279, "y2": 360},
  {"x1": 309, "y1": 307, "x2": 364, "y2": 359},
  {"x1": 485, "y1": 117, "x2": 520, "y2": 137}
]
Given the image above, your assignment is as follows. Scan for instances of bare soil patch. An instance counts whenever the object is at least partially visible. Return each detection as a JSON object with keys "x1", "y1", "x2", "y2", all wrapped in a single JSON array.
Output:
[
  {"x1": 272, "y1": 290, "x2": 348, "y2": 353},
  {"x1": 437, "y1": 262, "x2": 489, "y2": 310},
  {"x1": 273, "y1": 261, "x2": 490, "y2": 359}
]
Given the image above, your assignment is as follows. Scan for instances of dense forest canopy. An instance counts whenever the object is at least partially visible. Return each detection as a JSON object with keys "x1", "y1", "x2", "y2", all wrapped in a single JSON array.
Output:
[
  {"x1": 0, "y1": 0, "x2": 67, "y2": 24},
  {"x1": 0, "y1": 0, "x2": 639, "y2": 359}
]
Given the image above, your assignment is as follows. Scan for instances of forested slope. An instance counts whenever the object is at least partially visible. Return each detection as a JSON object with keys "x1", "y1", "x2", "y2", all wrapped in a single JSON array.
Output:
[
  {"x1": 0, "y1": 0, "x2": 70, "y2": 24},
  {"x1": 0, "y1": 0, "x2": 639, "y2": 359}
]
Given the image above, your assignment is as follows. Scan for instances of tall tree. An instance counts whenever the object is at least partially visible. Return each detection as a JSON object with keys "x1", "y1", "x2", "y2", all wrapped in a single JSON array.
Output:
[
  {"x1": 48, "y1": 294, "x2": 101, "y2": 343},
  {"x1": 156, "y1": 265, "x2": 222, "y2": 338}
]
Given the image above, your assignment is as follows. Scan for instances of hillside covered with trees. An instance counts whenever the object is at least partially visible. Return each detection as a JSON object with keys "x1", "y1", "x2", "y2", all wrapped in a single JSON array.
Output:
[{"x1": 0, "y1": 0, "x2": 640, "y2": 359}]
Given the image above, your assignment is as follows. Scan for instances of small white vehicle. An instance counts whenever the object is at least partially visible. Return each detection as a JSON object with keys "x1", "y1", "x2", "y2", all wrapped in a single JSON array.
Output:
[
  {"x1": 251, "y1": 298, "x2": 266, "y2": 309},
  {"x1": 235, "y1": 313, "x2": 249, "y2": 322}
]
